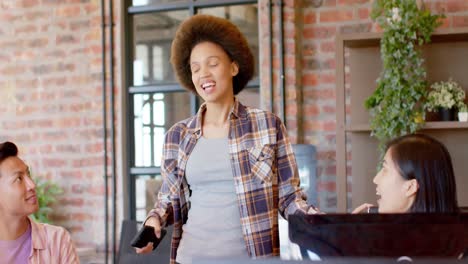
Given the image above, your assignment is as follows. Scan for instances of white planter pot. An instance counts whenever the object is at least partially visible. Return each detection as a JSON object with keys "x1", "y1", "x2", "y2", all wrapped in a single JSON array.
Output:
[{"x1": 458, "y1": 112, "x2": 468, "y2": 122}]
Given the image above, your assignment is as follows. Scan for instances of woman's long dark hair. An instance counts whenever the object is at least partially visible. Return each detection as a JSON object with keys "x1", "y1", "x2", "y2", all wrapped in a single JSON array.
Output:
[{"x1": 386, "y1": 134, "x2": 459, "y2": 213}]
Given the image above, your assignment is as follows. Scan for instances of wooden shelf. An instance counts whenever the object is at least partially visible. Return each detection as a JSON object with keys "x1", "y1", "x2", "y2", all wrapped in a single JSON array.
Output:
[
  {"x1": 424, "y1": 121, "x2": 468, "y2": 129},
  {"x1": 338, "y1": 27, "x2": 468, "y2": 48},
  {"x1": 346, "y1": 121, "x2": 468, "y2": 132}
]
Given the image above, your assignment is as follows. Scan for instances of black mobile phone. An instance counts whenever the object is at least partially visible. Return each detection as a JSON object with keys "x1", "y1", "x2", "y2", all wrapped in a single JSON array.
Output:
[
  {"x1": 131, "y1": 225, "x2": 167, "y2": 250},
  {"x1": 367, "y1": 206, "x2": 379, "y2": 214}
]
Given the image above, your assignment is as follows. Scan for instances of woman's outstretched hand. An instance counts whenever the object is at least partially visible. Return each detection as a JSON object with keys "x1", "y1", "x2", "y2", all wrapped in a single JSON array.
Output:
[
  {"x1": 135, "y1": 216, "x2": 162, "y2": 254},
  {"x1": 352, "y1": 203, "x2": 375, "y2": 214}
]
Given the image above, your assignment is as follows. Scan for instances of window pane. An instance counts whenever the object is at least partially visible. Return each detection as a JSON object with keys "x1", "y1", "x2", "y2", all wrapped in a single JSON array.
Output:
[
  {"x1": 132, "y1": 0, "x2": 185, "y2": 6},
  {"x1": 196, "y1": 88, "x2": 260, "y2": 110},
  {"x1": 134, "y1": 92, "x2": 192, "y2": 167},
  {"x1": 133, "y1": 10, "x2": 189, "y2": 85},
  {"x1": 237, "y1": 88, "x2": 260, "y2": 109},
  {"x1": 198, "y1": 4, "x2": 259, "y2": 82},
  {"x1": 135, "y1": 175, "x2": 162, "y2": 222}
]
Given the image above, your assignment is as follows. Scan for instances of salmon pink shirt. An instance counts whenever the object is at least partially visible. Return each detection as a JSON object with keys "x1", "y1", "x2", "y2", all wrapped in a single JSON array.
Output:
[{"x1": 28, "y1": 217, "x2": 79, "y2": 263}]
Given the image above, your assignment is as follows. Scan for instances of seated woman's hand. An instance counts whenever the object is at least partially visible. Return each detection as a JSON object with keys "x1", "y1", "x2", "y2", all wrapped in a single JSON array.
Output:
[
  {"x1": 352, "y1": 203, "x2": 375, "y2": 214},
  {"x1": 307, "y1": 205, "x2": 325, "y2": 214}
]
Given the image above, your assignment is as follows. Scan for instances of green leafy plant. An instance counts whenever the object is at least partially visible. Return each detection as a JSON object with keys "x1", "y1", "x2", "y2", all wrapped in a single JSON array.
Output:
[
  {"x1": 365, "y1": 0, "x2": 444, "y2": 151},
  {"x1": 460, "y1": 104, "x2": 468, "y2": 112},
  {"x1": 31, "y1": 177, "x2": 63, "y2": 224},
  {"x1": 427, "y1": 78, "x2": 466, "y2": 111}
]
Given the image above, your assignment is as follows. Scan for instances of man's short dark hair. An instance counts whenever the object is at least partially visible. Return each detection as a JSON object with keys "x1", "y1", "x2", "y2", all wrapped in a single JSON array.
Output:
[
  {"x1": 0, "y1": 142, "x2": 19, "y2": 175},
  {"x1": 170, "y1": 14, "x2": 254, "y2": 95}
]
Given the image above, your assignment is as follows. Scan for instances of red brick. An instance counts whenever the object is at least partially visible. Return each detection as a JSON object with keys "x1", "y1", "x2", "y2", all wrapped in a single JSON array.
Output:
[
  {"x1": 320, "y1": 41, "x2": 335, "y2": 53},
  {"x1": 322, "y1": 105, "x2": 336, "y2": 113},
  {"x1": 439, "y1": 17, "x2": 450, "y2": 28},
  {"x1": 430, "y1": 1, "x2": 448, "y2": 13},
  {"x1": 49, "y1": 213, "x2": 70, "y2": 222},
  {"x1": 60, "y1": 171, "x2": 83, "y2": 179},
  {"x1": 26, "y1": 38, "x2": 48, "y2": 48},
  {"x1": 56, "y1": 34, "x2": 78, "y2": 45},
  {"x1": 42, "y1": 76, "x2": 67, "y2": 86},
  {"x1": 24, "y1": 11, "x2": 49, "y2": 20},
  {"x1": 323, "y1": 0, "x2": 337, "y2": 7},
  {"x1": 59, "y1": 198, "x2": 85, "y2": 206},
  {"x1": 447, "y1": 0, "x2": 468, "y2": 12},
  {"x1": 14, "y1": 50, "x2": 36, "y2": 61},
  {"x1": 85, "y1": 28, "x2": 100, "y2": 41},
  {"x1": 319, "y1": 10, "x2": 354, "y2": 23},
  {"x1": 317, "y1": 150, "x2": 336, "y2": 160},
  {"x1": 69, "y1": 213, "x2": 94, "y2": 221},
  {"x1": 69, "y1": 20, "x2": 90, "y2": 30},
  {"x1": 337, "y1": 0, "x2": 369, "y2": 5},
  {"x1": 304, "y1": 13, "x2": 316, "y2": 24},
  {"x1": 302, "y1": 73, "x2": 318, "y2": 86},
  {"x1": 318, "y1": 181, "x2": 336, "y2": 192},
  {"x1": 66, "y1": 226, "x2": 84, "y2": 233},
  {"x1": 302, "y1": 43, "x2": 317, "y2": 56},
  {"x1": 72, "y1": 157, "x2": 104, "y2": 167},
  {"x1": 2, "y1": 65, "x2": 27, "y2": 75},
  {"x1": 87, "y1": 185, "x2": 105, "y2": 195},
  {"x1": 46, "y1": 50, "x2": 67, "y2": 58},
  {"x1": 318, "y1": 73, "x2": 336, "y2": 84},
  {"x1": 42, "y1": 158, "x2": 67, "y2": 167},
  {"x1": 71, "y1": 184, "x2": 84, "y2": 194},
  {"x1": 340, "y1": 23, "x2": 372, "y2": 34},
  {"x1": 85, "y1": 143, "x2": 103, "y2": 153},
  {"x1": 304, "y1": 89, "x2": 336, "y2": 100},
  {"x1": 15, "y1": 25, "x2": 38, "y2": 34},
  {"x1": 41, "y1": 131, "x2": 68, "y2": 141},
  {"x1": 15, "y1": 105, "x2": 38, "y2": 116},
  {"x1": 286, "y1": 104, "x2": 297, "y2": 116},
  {"x1": 56, "y1": 117, "x2": 81, "y2": 127},
  {"x1": 453, "y1": 16, "x2": 468, "y2": 27},
  {"x1": 323, "y1": 121, "x2": 336, "y2": 131},
  {"x1": 303, "y1": 25, "x2": 336, "y2": 39},
  {"x1": 84, "y1": 3, "x2": 99, "y2": 14},
  {"x1": 22, "y1": 0, "x2": 40, "y2": 8},
  {"x1": 55, "y1": 6, "x2": 81, "y2": 17},
  {"x1": 358, "y1": 7, "x2": 370, "y2": 20}
]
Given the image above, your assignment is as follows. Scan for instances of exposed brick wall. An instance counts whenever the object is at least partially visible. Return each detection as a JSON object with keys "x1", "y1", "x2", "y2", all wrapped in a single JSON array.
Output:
[
  {"x1": 0, "y1": 0, "x2": 122, "y2": 252},
  {"x1": 260, "y1": 0, "x2": 468, "y2": 211}
]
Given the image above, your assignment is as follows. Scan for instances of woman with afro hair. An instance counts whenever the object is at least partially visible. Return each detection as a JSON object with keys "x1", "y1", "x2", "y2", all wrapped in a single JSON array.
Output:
[{"x1": 136, "y1": 14, "x2": 319, "y2": 264}]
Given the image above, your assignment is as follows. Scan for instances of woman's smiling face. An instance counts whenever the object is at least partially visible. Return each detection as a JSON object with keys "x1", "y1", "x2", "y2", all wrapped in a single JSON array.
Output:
[
  {"x1": 373, "y1": 148, "x2": 418, "y2": 213},
  {"x1": 189, "y1": 41, "x2": 238, "y2": 104}
]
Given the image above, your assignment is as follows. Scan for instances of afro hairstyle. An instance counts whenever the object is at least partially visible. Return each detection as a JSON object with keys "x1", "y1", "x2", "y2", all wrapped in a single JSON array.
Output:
[{"x1": 170, "y1": 14, "x2": 254, "y2": 95}]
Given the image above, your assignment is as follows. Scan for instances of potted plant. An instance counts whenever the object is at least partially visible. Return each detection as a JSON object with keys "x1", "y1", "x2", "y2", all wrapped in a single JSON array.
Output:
[
  {"x1": 426, "y1": 79, "x2": 466, "y2": 121},
  {"x1": 31, "y1": 177, "x2": 63, "y2": 224},
  {"x1": 458, "y1": 104, "x2": 468, "y2": 122},
  {"x1": 365, "y1": 0, "x2": 443, "y2": 151}
]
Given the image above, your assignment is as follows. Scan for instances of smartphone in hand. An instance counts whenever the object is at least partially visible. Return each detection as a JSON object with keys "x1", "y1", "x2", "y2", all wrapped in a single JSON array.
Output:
[{"x1": 131, "y1": 225, "x2": 167, "y2": 250}]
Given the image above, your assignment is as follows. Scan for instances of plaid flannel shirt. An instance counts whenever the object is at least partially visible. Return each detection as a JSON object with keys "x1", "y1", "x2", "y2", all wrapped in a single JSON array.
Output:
[{"x1": 147, "y1": 99, "x2": 311, "y2": 263}]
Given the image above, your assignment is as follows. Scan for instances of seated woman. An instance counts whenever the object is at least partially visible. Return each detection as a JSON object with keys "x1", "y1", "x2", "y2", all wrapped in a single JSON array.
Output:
[{"x1": 354, "y1": 133, "x2": 459, "y2": 213}]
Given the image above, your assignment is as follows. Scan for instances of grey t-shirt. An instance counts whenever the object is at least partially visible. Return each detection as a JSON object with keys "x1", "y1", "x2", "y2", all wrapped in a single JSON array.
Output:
[{"x1": 176, "y1": 137, "x2": 248, "y2": 264}]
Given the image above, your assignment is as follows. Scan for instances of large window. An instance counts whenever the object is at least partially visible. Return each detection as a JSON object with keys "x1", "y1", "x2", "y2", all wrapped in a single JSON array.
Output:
[{"x1": 125, "y1": 0, "x2": 259, "y2": 221}]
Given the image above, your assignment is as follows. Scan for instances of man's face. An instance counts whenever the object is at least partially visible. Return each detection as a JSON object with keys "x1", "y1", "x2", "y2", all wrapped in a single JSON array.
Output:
[{"x1": 0, "y1": 156, "x2": 38, "y2": 217}]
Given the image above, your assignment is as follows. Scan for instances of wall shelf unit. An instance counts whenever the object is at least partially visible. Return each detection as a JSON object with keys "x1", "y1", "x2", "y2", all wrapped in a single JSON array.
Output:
[{"x1": 335, "y1": 28, "x2": 468, "y2": 212}]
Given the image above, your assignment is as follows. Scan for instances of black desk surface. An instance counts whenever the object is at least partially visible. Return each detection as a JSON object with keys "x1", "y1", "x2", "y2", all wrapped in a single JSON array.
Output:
[{"x1": 194, "y1": 257, "x2": 467, "y2": 264}]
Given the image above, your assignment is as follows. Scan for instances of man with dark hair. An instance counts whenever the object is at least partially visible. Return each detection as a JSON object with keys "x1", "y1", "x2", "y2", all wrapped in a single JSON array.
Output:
[{"x1": 0, "y1": 141, "x2": 79, "y2": 263}]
